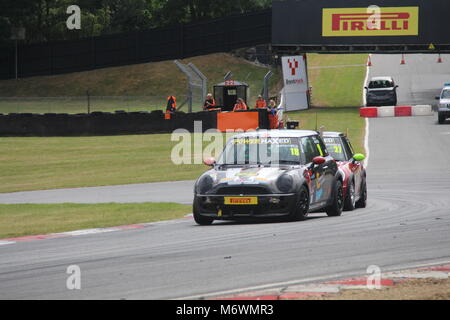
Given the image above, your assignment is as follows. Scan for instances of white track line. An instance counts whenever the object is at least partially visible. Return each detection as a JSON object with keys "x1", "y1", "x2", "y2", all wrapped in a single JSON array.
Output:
[
  {"x1": 362, "y1": 54, "x2": 371, "y2": 168},
  {"x1": 362, "y1": 54, "x2": 371, "y2": 107},
  {"x1": 364, "y1": 117, "x2": 370, "y2": 169}
]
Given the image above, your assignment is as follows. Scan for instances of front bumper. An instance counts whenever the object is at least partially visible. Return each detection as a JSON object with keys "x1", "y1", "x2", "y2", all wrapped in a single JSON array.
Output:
[
  {"x1": 195, "y1": 193, "x2": 297, "y2": 219},
  {"x1": 438, "y1": 108, "x2": 450, "y2": 118},
  {"x1": 366, "y1": 98, "x2": 396, "y2": 106}
]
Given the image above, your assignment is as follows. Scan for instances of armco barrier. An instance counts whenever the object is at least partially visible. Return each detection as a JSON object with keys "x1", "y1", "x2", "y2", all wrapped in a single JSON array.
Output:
[{"x1": 0, "y1": 109, "x2": 269, "y2": 136}]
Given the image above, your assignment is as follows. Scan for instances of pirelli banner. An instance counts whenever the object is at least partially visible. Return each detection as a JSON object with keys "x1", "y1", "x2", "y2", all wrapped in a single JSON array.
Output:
[{"x1": 272, "y1": 0, "x2": 449, "y2": 46}]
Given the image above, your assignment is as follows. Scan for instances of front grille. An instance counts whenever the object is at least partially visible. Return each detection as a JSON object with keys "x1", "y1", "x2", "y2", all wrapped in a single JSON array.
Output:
[
  {"x1": 371, "y1": 90, "x2": 392, "y2": 96},
  {"x1": 215, "y1": 186, "x2": 270, "y2": 195}
]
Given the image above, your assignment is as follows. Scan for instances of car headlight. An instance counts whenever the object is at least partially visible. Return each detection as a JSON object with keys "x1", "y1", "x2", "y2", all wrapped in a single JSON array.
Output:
[
  {"x1": 197, "y1": 175, "x2": 214, "y2": 194},
  {"x1": 276, "y1": 174, "x2": 294, "y2": 193}
]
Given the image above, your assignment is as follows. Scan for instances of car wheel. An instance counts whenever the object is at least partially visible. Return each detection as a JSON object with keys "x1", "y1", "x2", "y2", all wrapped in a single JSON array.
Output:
[
  {"x1": 287, "y1": 185, "x2": 309, "y2": 221},
  {"x1": 355, "y1": 181, "x2": 367, "y2": 208},
  {"x1": 438, "y1": 113, "x2": 445, "y2": 124},
  {"x1": 193, "y1": 197, "x2": 214, "y2": 225},
  {"x1": 343, "y1": 180, "x2": 356, "y2": 211},
  {"x1": 326, "y1": 180, "x2": 344, "y2": 217}
]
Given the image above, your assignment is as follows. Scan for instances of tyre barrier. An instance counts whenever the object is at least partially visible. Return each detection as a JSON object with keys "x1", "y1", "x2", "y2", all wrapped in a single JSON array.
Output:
[
  {"x1": 0, "y1": 109, "x2": 271, "y2": 136},
  {"x1": 360, "y1": 105, "x2": 433, "y2": 118}
]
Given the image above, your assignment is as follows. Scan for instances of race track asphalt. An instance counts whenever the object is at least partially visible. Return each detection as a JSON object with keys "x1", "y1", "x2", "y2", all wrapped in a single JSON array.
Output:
[
  {"x1": 0, "y1": 180, "x2": 195, "y2": 205},
  {"x1": 368, "y1": 53, "x2": 450, "y2": 106},
  {"x1": 0, "y1": 54, "x2": 449, "y2": 299}
]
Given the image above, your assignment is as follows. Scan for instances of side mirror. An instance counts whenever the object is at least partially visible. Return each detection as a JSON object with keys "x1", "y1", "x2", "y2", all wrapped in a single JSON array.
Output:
[
  {"x1": 203, "y1": 157, "x2": 216, "y2": 167},
  {"x1": 312, "y1": 156, "x2": 326, "y2": 165},
  {"x1": 435, "y1": 96, "x2": 441, "y2": 100},
  {"x1": 395, "y1": 85, "x2": 399, "y2": 88},
  {"x1": 352, "y1": 153, "x2": 366, "y2": 163},
  {"x1": 364, "y1": 86, "x2": 368, "y2": 90}
]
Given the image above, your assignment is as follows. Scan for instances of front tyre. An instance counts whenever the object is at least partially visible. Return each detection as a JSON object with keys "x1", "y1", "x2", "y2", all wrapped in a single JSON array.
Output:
[
  {"x1": 343, "y1": 180, "x2": 356, "y2": 211},
  {"x1": 326, "y1": 180, "x2": 344, "y2": 217},
  {"x1": 355, "y1": 181, "x2": 367, "y2": 208},
  {"x1": 193, "y1": 197, "x2": 214, "y2": 225},
  {"x1": 287, "y1": 185, "x2": 309, "y2": 221},
  {"x1": 438, "y1": 113, "x2": 445, "y2": 124}
]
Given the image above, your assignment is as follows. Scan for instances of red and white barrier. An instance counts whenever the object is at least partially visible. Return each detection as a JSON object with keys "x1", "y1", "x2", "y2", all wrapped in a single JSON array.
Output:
[{"x1": 360, "y1": 105, "x2": 433, "y2": 118}]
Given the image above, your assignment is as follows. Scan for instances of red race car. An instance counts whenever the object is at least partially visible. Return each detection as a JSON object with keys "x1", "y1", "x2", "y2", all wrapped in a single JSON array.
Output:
[{"x1": 322, "y1": 132, "x2": 367, "y2": 211}]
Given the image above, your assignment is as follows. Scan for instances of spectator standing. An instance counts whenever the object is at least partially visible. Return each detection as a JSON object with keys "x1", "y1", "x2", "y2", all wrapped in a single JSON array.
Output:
[
  {"x1": 203, "y1": 93, "x2": 216, "y2": 110},
  {"x1": 255, "y1": 95, "x2": 267, "y2": 109},
  {"x1": 233, "y1": 98, "x2": 248, "y2": 111}
]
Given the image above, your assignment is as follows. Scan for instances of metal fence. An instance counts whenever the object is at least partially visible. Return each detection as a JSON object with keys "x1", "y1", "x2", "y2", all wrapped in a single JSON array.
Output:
[
  {"x1": 0, "y1": 95, "x2": 212, "y2": 114},
  {"x1": 0, "y1": 9, "x2": 271, "y2": 80}
]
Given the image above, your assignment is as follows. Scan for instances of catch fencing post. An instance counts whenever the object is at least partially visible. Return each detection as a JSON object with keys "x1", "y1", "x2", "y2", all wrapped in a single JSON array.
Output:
[
  {"x1": 263, "y1": 71, "x2": 273, "y2": 103},
  {"x1": 86, "y1": 90, "x2": 90, "y2": 114}
]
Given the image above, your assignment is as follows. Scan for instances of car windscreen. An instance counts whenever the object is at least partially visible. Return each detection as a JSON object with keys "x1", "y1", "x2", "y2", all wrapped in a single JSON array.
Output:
[
  {"x1": 217, "y1": 137, "x2": 304, "y2": 165},
  {"x1": 368, "y1": 80, "x2": 394, "y2": 89},
  {"x1": 323, "y1": 137, "x2": 347, "y2": 161},
  {"x1": 442, "y1": 90, "x2": 450, "y2": 99}
]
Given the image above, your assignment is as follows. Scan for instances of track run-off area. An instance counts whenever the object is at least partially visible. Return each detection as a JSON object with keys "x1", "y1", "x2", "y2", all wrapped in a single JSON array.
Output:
[{"x1": 0, "y1": 54, "x2": 449, "y2": 299}]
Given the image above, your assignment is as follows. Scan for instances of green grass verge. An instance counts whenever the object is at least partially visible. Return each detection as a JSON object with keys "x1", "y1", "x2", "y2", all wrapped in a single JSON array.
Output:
[
  {"x1": 0, "y1": 107, "x2": 366, "y2": 194},
  {"x1": 0, "y1": 54, "x2": 367, "y2": 193},
  {"x1": 307, "y1": 53, "x2": 368, "y2": 107},
  {"x1": 0, "y1": 202, "x2": 191, "y2": 239},
  {"x1": 0, "y1": 53, "x2": 281, "y2": 114},
  {"x1": 0, "y1": 133, "x2": 212, "y2": 193},
  {"x1": 286, "y1": 107, "x2": 366, "y2": 154}
]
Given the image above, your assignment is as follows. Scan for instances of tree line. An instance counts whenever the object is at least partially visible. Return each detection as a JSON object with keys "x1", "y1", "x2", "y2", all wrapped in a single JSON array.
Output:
[{"x1": 0, "y1": 0, "x2": 271, "y2": 45}]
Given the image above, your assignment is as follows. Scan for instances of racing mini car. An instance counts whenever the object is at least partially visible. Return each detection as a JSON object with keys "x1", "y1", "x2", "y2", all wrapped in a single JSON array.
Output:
[
  {"x1": 436, "y1": 83, "x2": 450, "y2": 124},
  {"x1": 193, "y1": 130, "x2": 345, "y2": 225},
  {"x1": 322, "y1": 132, "x2": 367, "y2": 211}
]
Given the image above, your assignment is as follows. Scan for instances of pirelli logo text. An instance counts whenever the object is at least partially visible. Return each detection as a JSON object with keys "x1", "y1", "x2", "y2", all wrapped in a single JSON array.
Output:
[
  {"x1": 323, "y1": 7, "x2": 419, "y2": 37},
  {"x1": 224, "y1": 197, "x2": 258, "y2": 205}
]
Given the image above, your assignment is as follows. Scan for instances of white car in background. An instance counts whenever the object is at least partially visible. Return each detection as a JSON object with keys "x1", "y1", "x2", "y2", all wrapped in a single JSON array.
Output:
[{"x1": 436, "y1": 84, "x2": 450, "y2": 124}]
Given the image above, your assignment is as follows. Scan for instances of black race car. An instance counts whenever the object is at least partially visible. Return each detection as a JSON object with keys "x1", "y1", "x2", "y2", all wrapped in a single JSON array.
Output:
[
  {"x1": 193, "y1": 130, "x2": 344, "y2": 225},
  {"x1": 365, "y1": 76, "x2": 398, "y2": 106}
]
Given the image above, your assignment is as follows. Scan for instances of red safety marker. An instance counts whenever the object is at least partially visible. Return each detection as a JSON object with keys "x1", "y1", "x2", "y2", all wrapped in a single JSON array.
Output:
[
  {"x1": 360, "y1": 107, "x2": 378, "y2": 118},
  {"x1": 395, "y1": 106, "x2": 412, "y2": 117},
  {"x1": 438, "y1": 54, "x2": 443, "y2": 63},
  {"x1": 400, "y1": 54, "x2": 406, "y2": 65},
  {"x1": 367, "y1": 55, "x2": 372, "y2": 67}
]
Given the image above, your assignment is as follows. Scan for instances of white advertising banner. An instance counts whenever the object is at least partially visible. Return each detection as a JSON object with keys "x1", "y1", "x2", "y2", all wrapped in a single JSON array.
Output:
[{"x1": 281, "y1": 55, "x2": 309, "y2": 111}]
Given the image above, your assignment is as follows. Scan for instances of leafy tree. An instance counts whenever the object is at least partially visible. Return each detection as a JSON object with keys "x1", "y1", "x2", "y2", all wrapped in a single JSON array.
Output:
[{"x1": 0, "y1": 0, "x2": 271, "y2": 43}]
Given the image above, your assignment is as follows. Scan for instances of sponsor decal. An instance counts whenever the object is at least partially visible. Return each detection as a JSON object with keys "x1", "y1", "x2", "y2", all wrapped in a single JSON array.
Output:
[
  {"x1": 233, "y1": 137, "x2": 292, "y2": 145},
  {"x1": 322, "y1": 7, "x2": 419, "y2": 37},
  {"x1": 285, "y1": 79, "x2": 304, "y2": 86},
  {"x1": 281, "y1": 55, "x2": 309, "y2": 111},
  {"x1": 224, "y1": 197, "x2": 258, "y2": 205},
  {"x1": 287, "y1": 58, "x2": 299, "y2": 76}
]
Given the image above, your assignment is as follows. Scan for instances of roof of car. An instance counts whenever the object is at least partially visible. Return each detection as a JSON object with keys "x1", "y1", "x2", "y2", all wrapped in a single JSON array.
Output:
[
  {"x1": 232, "y1": 129, "x2": 318, "y2": 138},
  {"x1": 370, "y1": 76, "x2": 393, "y2": 82},
  {"x1": 322, "y1": 131, "x2": 345, "y2": 138}
]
